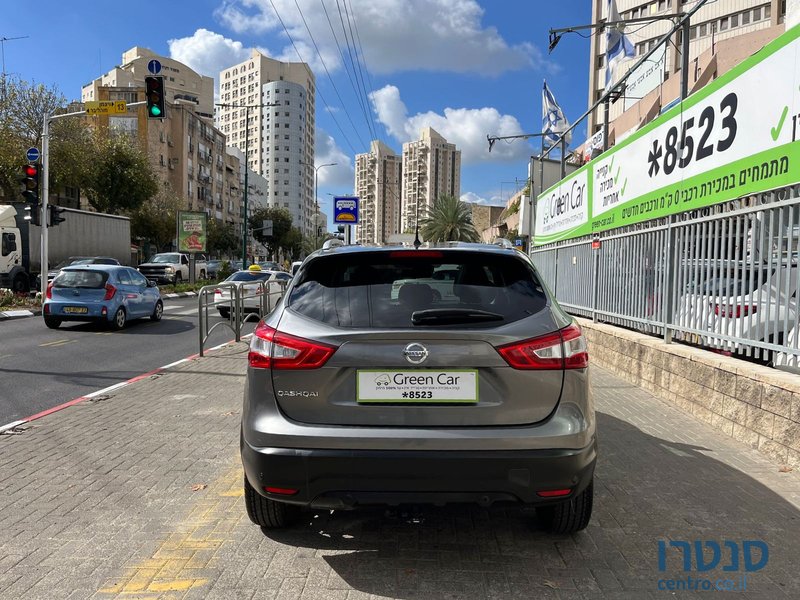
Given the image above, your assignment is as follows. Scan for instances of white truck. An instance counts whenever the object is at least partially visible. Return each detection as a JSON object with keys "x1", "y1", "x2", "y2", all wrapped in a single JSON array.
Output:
[
  {"x1": 0, "y1": 204, "x2": 131, "y2": 293},
  {"x1": 137, "y1": 252, "x2": 207, "y2": 284}
]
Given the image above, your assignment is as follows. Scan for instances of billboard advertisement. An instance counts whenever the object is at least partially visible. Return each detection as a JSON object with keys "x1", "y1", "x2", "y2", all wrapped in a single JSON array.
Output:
[
  {"x1": 535, "y1": 26, "x2": 800, "y2": 245},
  {"x1": 177, "y1": 211, "x2": 207, "y2": 253}
]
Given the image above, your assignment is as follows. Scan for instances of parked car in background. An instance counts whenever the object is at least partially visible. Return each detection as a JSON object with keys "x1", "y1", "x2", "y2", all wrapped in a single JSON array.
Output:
[
  {"x1": 45, "y1": 256, "x2": 121, "y2": 283},
  {"x1": 138, "y1": 252, "x2": 207, "y2": 284},
  {"x1": 241, "y1": 244, "x2": 595, "y2": 533},
  {"x1": 206, "y1": 260, "x2": 222, "y2": 279},
  {"x1": 258, "y1": 261, "x2": 281, "y2": 272},
  {"x1": 214, "y1": 266, "x2": 291, "y2": 319},
  {"x1": 291, "y1": 260, "x2": 303, "y2": 276},
  {"x1": 43, "y1": 265, "x2": 162, "y2": 330}
]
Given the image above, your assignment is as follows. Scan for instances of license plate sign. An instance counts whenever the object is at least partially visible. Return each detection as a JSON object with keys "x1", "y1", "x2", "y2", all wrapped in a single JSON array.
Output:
[
  {"x1": 63, "y1": 306, "x2": 88, "y2": 314},
  {"x1": 357, "y1": 370, "x2": 478, "y2": 403}
]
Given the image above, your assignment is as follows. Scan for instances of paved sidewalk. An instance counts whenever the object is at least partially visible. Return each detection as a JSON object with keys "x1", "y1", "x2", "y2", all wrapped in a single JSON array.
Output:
[{"x1": 1, "y1": 343, "x2": 799, "y2": 599}]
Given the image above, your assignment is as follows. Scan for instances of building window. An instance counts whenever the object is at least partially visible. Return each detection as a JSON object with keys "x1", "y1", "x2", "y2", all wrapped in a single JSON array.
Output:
[
  {"x1": 753, "y1": 6, "x2": 761, "y2": 21},
  {"x1": 699, "y1": 23, "x2": 707, "y2": 36},
  {"x1": 742, "y1": 10, "x2": 750, "y2": 25},
  {"x1": 720, "y1": 16, "x2": 729, "y2": 30},
  {"x1": 731, "y1": 13, "x2": 738, "y2": 27}
]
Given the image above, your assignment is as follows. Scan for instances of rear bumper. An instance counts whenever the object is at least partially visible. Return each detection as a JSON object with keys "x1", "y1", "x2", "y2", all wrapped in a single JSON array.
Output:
[{"x1": 241, "y1": 440, "x2": 596, "y2": 508}]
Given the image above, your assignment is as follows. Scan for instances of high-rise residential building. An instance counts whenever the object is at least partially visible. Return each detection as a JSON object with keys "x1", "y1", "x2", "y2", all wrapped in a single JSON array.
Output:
[
  {"x1": 216, "y1": 51, "x2": 317, "y2": 237},
  {"x1": 354, "y1": 141, "x2": 402, "y2": 244},
  {"x1": 400, "y1": 127, "x2": 461, "y2": 234},
  {"x1": 587, "y1": 0, "x2": 784, "y2": 138},
  {"x1": 82, "y1": 47, "x2": 215, "y2": 120}
]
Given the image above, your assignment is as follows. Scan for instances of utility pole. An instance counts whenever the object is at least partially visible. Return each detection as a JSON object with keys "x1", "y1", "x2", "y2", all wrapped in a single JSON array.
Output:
[
  {"x1": 303, "y1": 162, "x2": 337, "y2": 249},
  {"x1": 216, "y1": 102, "x2": 280, "y2": 268}
]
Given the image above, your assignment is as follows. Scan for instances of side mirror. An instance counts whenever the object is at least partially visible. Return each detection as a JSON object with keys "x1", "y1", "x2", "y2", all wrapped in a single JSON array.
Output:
[{"x1": 147, "y1": 279, "x2": 158, "y2": 288}]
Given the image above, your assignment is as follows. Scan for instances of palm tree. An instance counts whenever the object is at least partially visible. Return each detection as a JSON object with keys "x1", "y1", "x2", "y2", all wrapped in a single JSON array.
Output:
[{"x1": 419, "y1": 194, "x2": 480, "y2": 243}]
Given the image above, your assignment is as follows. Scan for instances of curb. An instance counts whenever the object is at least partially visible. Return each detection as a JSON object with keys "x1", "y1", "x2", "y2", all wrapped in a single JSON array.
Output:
[
  {"x1": 0, "y1": 292, "x2": 199, "y2": 322},
  {"x1": 0, "y1": 336, "x2": 248, "y2": 435}
]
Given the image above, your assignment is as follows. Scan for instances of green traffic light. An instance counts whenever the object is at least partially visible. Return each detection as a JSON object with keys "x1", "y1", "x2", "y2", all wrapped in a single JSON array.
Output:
[{"x1": 150, "y1": 106, "x2": 162, "y2": 117}]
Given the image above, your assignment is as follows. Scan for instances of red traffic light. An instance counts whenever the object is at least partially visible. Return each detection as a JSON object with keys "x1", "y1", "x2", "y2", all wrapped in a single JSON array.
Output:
[{"x1": 24, "y1": 165, "x2": 38, "y2": 177}]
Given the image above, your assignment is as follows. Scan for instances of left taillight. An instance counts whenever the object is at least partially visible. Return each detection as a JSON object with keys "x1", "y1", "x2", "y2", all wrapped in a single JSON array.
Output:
[
  {"x1": 248, "y1": 321, "x2": 337, "y2": 369},
  {"x1": 103, "y1": 283, "x2": 117, "y2": 301},
  {"x1": 45, "y1": 281, "x2": 53, "y2": 299},
  {"x1": 496, "y1": 322, "x2": 588, "y2": 370}
]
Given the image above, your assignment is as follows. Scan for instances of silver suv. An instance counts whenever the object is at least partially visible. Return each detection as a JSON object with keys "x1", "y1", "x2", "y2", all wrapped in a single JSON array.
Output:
[{"x1": 241, "y1": 244, "x2": 596, "y2": 533}]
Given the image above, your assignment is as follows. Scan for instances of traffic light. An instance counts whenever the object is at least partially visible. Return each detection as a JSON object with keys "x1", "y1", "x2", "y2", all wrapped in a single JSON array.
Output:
[
  {"x1": 49, "y1": 204, "x2": 66, "y2": 227},
  {"x1": 24, "y1": 201, "x2": 41, "y2": 226},
  {"x1": 145, "y1": 76, "x2": 166, "y2": 119},
  {"x1": 20, "y1": 163, "x2": 40, "y2": 203}
]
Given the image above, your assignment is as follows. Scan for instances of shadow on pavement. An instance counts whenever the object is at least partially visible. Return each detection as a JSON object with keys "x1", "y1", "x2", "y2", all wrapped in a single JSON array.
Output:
[{"x1": 258, "y1": 412, "x2": 800, "y2": 598}]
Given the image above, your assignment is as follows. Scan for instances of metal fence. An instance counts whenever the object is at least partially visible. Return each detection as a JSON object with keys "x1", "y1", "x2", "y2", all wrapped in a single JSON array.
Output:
[{"x1": 531, "y1": 184, "x2": 800, "y2": 370}]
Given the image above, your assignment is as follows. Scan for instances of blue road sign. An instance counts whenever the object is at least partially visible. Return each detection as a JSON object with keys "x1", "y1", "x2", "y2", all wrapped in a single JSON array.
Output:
[
  {"x1": 515, "y1": 238, "x2": 523, "y2": 246},
  {"x1": 333, "y1": 196, "x2": 359, "y2": 224},
  {"x1": 26, "y1": 147, "x2": 40, "y2": 163},
  {"x1": 147, "y1": 59, "x2": 162, "y2": 75}
]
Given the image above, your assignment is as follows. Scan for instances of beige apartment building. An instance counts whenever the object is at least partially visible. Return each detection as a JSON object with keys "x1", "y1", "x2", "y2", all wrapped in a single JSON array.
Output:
[
  {"x1": 400, "y1": 127, "x2": 461, "y2": 234},
  {"x1": 88, "y1": 86, "x2": 244, "y2": 237},
  {"x1": 82, "y1": 47, "x2": 215, "y2": 121},
  {"x1": 587, "y1": 0, "x2": 785, "y2": 137},
  {"x1": 354, "y1": 141, "x2": 402, "y2": 244},
  {"x1": 216, "y1": 51, "x2": 317, "y2": 237}
]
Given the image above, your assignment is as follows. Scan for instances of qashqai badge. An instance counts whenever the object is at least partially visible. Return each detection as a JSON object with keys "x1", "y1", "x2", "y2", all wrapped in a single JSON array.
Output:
[{"x1": 403, "y1": 343, "x2": 429, "y2": 365}]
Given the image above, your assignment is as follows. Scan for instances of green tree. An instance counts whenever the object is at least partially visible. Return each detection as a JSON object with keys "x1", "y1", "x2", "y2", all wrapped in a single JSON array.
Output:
[
  {"x1": 129, "y1": 184, "x2": 183, "y2": 252},
  {"x1": 85, "y1": 134, "x2": 158, "y2": 214},
  {"x1": 420, "y1": 194, "x2": 480, "y2": 243},
  {"x1": 282, "y1": 226, "x2": 304, "y2": 260},
  {"x1": 207, "y1": 219, "x2": 239, "y2": 257},
  {"x1": 250, "y1": 207, "x2": 293, "y2": 259}
]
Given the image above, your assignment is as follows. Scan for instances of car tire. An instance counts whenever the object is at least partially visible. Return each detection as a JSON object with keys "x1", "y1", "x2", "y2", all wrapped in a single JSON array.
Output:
[
  {"x1": 44, "y1": 317, "x2": 61, "y2": 329},
  {"x1": 200, "y1": 270, "x2": 206, "y2": 279},
  {"x1": 111, "y1": 307, "x2": 126, "y2": 330},
  {"x1": 218, "y1": 308, "x2": 230, "y2": 319},
  {"x1": 174, "y1": 273, "x2": 182, "y2": 284},
  {"x1": 150, "y1": 300, "x2": 163, "y2": 322},
  {"x1": 12, "y1": 273, "x2": 29, "y2": 294},
  {"x1": 244, "y1": 476, "x2": 299, "y2": 529},
  {"x1": 537, "y1": 479, "x2": 593, "y2": 534}
]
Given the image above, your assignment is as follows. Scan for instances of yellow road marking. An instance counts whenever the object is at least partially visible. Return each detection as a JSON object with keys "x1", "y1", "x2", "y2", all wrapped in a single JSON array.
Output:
[
  {"x1": 96, "y1": 462, "x2": 243, "y2": 597},
  {"x1": 39, "y1": 339, "x2": 70, "y2": 347},
  {"x1": 48, "y1": 340, "x2": 76, "y2": 348}
]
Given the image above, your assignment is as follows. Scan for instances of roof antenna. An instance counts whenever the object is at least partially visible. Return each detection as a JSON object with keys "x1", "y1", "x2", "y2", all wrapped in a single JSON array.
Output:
[{"x1": 413, "y1": 222, "x2": 421, "y2": 249}]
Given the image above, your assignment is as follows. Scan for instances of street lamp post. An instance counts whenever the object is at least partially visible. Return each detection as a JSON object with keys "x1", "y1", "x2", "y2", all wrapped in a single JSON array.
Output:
[
  {"x1": 216, "y1": 101, "x2": 280, "y2": 268},
  {"x1": 303, "y1": 162, "x2": 337, "y2": 249}
]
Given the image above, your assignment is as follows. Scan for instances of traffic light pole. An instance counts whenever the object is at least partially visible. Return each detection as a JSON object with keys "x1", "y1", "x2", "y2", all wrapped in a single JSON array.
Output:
[{"x1": 39, "y1": 102, "x2": 146, "y2": 296}]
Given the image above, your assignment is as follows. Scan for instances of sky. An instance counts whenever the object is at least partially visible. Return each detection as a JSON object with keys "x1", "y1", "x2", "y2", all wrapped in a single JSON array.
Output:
[{"x1": 2, "y1": 0, "x2": 596, "y2": 226}]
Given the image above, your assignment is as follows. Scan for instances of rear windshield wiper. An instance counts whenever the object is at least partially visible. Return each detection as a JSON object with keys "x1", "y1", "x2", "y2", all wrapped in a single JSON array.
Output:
[{"x1": 411, "y1": 308, "x2": 504, "y2": 325}]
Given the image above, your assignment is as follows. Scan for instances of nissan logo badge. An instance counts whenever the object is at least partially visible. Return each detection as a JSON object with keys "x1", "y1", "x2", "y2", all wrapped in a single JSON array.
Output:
[{"x1": 403, "y1": 343, "x2": 429, "y2": 365}]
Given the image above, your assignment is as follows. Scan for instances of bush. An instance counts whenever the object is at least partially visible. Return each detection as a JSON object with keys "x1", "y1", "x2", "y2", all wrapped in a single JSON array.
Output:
[{"x1": 217, "y1": 260, "x2": 234, "y2": 280}]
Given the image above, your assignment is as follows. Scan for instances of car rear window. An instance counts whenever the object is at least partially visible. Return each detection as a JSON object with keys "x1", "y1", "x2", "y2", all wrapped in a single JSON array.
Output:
[
  {"x1": 288, "y1": 250, "x2": 548, "y2": 328},
  {"x1": 227, "y1": 272, "x2": 269, "y2": 282},
  {"x1": 54, "y1": 269, "x2": 108, "y2": 289}
]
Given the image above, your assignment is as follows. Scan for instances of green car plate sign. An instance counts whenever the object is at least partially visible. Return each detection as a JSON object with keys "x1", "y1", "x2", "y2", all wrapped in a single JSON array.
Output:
[
  {"x1": 535, "y1": 25, "x2": 800, "y2": 245},
  {"x1": 356, "y1": 369, "x2": 479, "y2": 403}
]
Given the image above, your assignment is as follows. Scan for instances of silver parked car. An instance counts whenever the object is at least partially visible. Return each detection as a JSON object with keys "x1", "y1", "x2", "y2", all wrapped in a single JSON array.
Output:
[
  {"x1": 214, "y1": 267, "x2": 291, "y2": 319},
  {"x1": 241, "y1": 244, "x2": 595, "y2": 533}
]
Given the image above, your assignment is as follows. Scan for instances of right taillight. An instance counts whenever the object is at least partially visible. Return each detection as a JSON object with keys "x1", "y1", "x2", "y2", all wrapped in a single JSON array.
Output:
[
  {"x1": 496, "y1": 323, "x2": 588, "y2": 370},
  {"x1": 248, "y1": 321, "x2": 338, "y2": 369},
  {"x1": 103, "y1": 283, "x2": 117, "y2": 301},
  {"x1": 46, "y1": 281, "x2": 53, "y2": 299}
]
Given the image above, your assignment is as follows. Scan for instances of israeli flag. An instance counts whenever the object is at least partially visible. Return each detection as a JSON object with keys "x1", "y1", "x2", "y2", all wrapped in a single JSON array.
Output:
[
  {"x1": 542, "y1": 80, "x2": 571, "y2": 145},
  {"x1": 605, "y1": 0, "x2": 635, "y2": 92}
]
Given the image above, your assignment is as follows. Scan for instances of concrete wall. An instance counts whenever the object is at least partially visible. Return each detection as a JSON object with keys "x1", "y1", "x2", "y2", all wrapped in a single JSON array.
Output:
[{"x1": 578, "y1": 318, "x2": 800, "y2": 468}]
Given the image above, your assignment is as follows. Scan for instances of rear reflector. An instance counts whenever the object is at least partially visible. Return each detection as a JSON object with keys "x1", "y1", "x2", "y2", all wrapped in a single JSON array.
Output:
[
  {"x1": 264, "y1": 486, "x2": 298, "y2": 496},
  {"x1": 249, "y1": 321, "x2": 338, "y2": 369},
  {"x1": 536, "y1": 489, "x2": 572, "y2": 498},
  {"x1": 496, "y1": 322, "x2": 588, "y2": 370}
]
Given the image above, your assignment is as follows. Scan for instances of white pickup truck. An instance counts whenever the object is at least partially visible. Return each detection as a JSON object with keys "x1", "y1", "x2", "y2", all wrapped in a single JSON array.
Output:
[{"x1": 137, "y1": 252, "x2": 207, "y2": 284}]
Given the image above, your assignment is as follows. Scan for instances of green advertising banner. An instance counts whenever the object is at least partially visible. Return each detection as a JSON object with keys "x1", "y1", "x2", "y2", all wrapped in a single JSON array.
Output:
[
  {"x1": 535, "y1": 24, "x2": 800, "y2": 245},
  {"x1": 177, "y1": 211, "x2": 207, "y2": 253}
]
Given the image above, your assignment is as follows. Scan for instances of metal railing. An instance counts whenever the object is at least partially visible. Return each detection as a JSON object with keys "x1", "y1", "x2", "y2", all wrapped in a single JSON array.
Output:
[
  {"x1": 531, "y1": 185, "x2": 800, "y2": 370},
  {"x1": 197, "y1": 280, "x2": 288, "y2": 356}
]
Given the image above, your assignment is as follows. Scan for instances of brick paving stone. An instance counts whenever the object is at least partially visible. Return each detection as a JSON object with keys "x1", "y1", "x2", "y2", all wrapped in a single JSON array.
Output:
[{"x1": 1, "y1": 343, "x2": 799, "y2": 599}]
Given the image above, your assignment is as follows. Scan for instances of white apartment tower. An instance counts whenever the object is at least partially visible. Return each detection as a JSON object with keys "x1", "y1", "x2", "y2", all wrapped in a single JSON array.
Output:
[
  {"x1": 401, "y1": 127, "x2": 461, "y2": 234},
  {"x1": 588, "y1": 0, "x2": 783, "y2": 134},
  {"x1": 354, "y1": 141, "x2": 402, "y2": 244},
  {"x1": 217, "y1": 51, "x2": 317, "y2": 237}
]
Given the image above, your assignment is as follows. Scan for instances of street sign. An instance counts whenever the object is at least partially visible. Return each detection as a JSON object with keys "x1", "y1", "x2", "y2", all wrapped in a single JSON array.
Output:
[
  {"x1": 333, "y1": 196, "x2": 360, "y2": 224},
  {"x1": 85, "y1": 100, "x2": 127, "y2": 116},
  {"x1": 147, "y1": 59, "x2": 162, "y2": 75},
  {"x1": 515, "y1": 238, "x2": 523, "y2": 247},
  {"x1": 25, "y1": 147, "x2": 40, "y2": 163}
]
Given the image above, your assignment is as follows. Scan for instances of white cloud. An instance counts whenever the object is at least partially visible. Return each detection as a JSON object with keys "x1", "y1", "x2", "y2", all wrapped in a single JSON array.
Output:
[
  {"x1": 167, "y1": 29, "x2": 252, "y2": 80},
  {"x1": 315, "y1": 129, "x2": 354, "y2": 190},
  {"x1": 461, "y1": 192, "x2": 505, "y2": 206},
  {"x1": 214, "y1": 0, "x2": 547, "y2": 75},
  {"x1": 370, "y1": 85, "x2": 531, "y2": 164}
]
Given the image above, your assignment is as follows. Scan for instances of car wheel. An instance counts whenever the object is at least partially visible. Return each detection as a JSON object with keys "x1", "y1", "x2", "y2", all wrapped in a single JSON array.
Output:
[
  {"x1": 244, "y1": 476, "x2": 299, "y2": 529},
  {"x1": 44, "y1": 317, "x2": 61, "y2": 329},
  {"x1": 111, "y1": 307, "x2": 126, "y2": 330},
  {"x1": 200, "y1": 270, "x2": 206, "y2": 279},
  {"x1": 12, "y1": 274, "x2": 29, "y2": 294},
  {"x1": 174, "y1": 273, "x2": 182, "y2": 284},
  {"x1": 537, "y1": 479, "x2": 593, "y2": 534},
  {"x1": 150, "y1": 300, "x2": 163, "y2": 322},
  {"x1": 218, "y1": 308, "x2": 230, "y2": 319}
]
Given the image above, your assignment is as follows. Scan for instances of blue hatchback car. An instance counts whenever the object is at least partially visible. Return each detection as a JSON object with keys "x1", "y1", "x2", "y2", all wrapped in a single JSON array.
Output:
[{"x1": 43, "y1": 265, "x2": 163, "y2": 330}]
